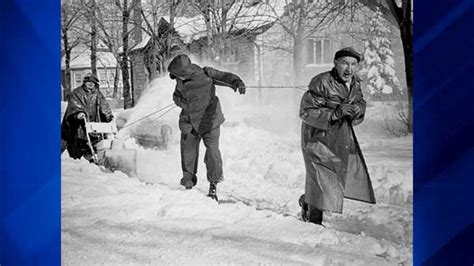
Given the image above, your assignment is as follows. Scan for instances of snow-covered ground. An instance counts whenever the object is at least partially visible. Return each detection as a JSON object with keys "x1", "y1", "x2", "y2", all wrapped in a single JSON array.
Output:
[{"x1": 62, "y1": 77, "x2": 412, "y2": 265}]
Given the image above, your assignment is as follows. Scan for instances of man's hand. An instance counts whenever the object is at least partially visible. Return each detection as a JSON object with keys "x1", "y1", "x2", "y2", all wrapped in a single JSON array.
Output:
[
  {"x1": 333, "y1": 104, "x2": 356, "y2": 121},
  {"x1": 76, "y1": 112, "x2": 86, "y2": 120},
  {"x1": 349, "y1": 105, "x2": 362, "y2": 120},
  {"x1": 232, "y1": 79, "x2": 246, "y2": 95},
  {"x1": 105, "y1": 114, "x2": 114, "y2": 123}
]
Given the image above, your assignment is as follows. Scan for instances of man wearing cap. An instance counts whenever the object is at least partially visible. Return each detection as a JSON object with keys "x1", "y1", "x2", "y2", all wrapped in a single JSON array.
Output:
[
  {"x1": 62, "y1": 73, "x2": 114, "y2": 162},
  {"x1": 298, "y1": 47, "x2": 376, "y2": 225}
]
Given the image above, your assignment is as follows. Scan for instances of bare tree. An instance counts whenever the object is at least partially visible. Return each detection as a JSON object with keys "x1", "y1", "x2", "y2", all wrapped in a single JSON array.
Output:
[
  {"x1": 140, "y1": 0, "x2": 185, "y2": 79},
  {"x1": 94, "y1": 0, "x2": 123, "y2": 98},
  {"x1": 87, "y1": 0, "x2": 99, "y2": 75},
  {"x1": 190, "y1": 0, "x2": 274, "y2": 63},
  {"x1": 265, "y1": 0, "x2": 350, "y2": 85},
  {"x1": 114, "y1": 0, "x2": 141, "y2": 109},
  {"x1": 61, "y1": 0, "x2": 86, "y2": 100}
]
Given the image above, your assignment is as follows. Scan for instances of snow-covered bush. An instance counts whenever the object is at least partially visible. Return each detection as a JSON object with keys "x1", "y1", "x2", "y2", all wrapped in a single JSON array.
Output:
[{"x1": 363, "y1": 7, "x2": 402, "y2": 99}]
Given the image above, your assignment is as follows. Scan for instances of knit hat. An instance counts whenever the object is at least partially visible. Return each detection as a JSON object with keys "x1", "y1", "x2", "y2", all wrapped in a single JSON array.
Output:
[{"x1": 83, "y1": 73, "x2": 99, "y2": 84}]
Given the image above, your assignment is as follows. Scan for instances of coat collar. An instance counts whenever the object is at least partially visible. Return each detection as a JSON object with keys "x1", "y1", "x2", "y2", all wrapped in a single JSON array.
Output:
[{"x1": 81, "y1": 84, "x2": 98, "y2": 94}]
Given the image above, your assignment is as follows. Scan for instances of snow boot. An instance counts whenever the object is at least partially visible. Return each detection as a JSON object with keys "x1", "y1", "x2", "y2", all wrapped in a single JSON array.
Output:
[
  {"x1": 299, "y1": 194, "x2": 309, "y2": 222},
  {"x1": 307, "y1": 206, "x2": 323, "y2": 225},
  {"x1": 180, "y1": 176, "x2": 197, "y2": 190},
  {"x1": 299, "y1": 194, "x2": 323, "y2": 225},
  {"x1": 207, "y1": 182, "x2": 218, "y2": 201}
]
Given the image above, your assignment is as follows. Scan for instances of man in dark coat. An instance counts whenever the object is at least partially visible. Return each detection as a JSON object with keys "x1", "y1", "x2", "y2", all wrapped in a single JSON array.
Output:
[
  {"x1": 299, "y1": 47, "x2": 376, "y2": 224},
  {"x1": 61, "y1": 73, "x2": 114, "y2": 162},
  {"x1": 167, "y1": 54, "x2": 246, "y2": 201}
]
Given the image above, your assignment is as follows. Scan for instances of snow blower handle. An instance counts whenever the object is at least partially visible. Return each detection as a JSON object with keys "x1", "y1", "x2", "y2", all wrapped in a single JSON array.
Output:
[{"x1": 83, "y1": 116, "x2": 99, "y2": 163}]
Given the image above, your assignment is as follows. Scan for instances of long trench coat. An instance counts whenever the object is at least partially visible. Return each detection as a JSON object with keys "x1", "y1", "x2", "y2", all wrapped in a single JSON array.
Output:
[
  {"x1": 300, "y1": 68, "x2": 376, "y2": 213},
  {"x1": 61, "y1": 84, "x2": 114, "y2": 159}
]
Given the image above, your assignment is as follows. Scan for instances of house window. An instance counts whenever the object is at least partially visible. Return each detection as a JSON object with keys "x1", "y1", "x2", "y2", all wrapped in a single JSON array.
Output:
[
  {"x1": 109, "y1": 72, "x2": 115, "y2": 85},
  {"x1": 307, "y1": 38, "x2": 332, "y2": 65},
  {"x1": 98, "y1": 69, "x2": 109, "y2": 88},
  {"x1": 74, "y1": 73, "x2": 82, "y2": 87}
]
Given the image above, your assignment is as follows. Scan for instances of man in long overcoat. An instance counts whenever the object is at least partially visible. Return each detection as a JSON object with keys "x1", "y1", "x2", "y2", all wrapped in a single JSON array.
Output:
[
  {"x1": 299, "y1": 47, "x2": 376, "y2": 224},
  {"x1": 61, "y1": 73, "x2": 114, "y2": 161},
  {"x1": 168, "y1": 54, "x2": 246, "y2": 201}
]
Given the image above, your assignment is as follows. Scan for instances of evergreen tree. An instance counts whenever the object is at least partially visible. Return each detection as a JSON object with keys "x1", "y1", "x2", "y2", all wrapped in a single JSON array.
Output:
[{"x1": 364, "y1": 7, "x2": 401, "y2": 98}]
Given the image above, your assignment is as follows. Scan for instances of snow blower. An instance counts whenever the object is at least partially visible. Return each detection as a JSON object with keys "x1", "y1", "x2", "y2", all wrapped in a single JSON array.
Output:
[{"x1": 84, "y1": 120, "x2": 138, "y2": 177}]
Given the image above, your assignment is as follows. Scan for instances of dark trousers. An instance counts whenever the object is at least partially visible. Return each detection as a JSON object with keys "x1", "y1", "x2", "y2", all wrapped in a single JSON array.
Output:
[{"x1": 180, "y1": 127, "x2": 223, "y2": 184}]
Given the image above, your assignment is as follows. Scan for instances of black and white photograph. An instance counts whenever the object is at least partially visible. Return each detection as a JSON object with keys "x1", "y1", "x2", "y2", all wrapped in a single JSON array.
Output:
[{"x1": 60, "y1": 0, "x2": 413, "y2": 264}]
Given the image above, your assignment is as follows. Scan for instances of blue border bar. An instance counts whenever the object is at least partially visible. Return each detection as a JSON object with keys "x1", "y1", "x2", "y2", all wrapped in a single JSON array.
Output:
[{"x1": 0, "y1": 0, "x2": 61, "y2": 265}]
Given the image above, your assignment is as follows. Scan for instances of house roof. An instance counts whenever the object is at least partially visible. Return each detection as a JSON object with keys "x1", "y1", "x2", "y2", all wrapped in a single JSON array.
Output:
[
  {"x1": 61, "y1": 46, "x2": 117, "y2": 70},
  {"x1": 159, "y1": 2, "x2": 283, "y2": 43},
  {"x1": 130, "y1": 35, "x2": 151, "y2": 51}
]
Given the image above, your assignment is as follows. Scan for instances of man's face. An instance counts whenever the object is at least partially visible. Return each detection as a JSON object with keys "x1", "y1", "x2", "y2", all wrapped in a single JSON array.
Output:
[
  {"x1": 85, "y1": 81, "x2": 95, "y2": 89},
  {"x1": 334, "y1": 56, "x2": 359, "y2": 83}
]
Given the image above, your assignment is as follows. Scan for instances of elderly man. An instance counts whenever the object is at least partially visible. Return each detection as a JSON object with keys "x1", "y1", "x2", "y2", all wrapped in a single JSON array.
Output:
[
  {"x1": 168, "y1": 54, "x2": 246, "y2": 201},
  {"x1": 61, "y1": 73, "x2": 114, "y2": 162},
  {"x1": 299, "y1": 47, "x2": 376, "y2": 225}
]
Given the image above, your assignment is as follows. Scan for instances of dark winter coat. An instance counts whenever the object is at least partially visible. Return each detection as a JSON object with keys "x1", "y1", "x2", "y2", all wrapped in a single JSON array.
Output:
[
  {"x1": 61, "y1": 84, "x2": 114, "y2": 159},
  {"x1": 300, "y1": 68, "x2": 376, "y2": 213},
  {"x1": 168, "y1": 54, "x2": 243, "y2": 134}
]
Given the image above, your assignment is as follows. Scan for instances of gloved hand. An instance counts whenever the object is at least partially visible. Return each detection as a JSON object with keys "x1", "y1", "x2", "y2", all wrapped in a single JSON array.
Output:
[
  {"x1": 348, "y1": 104, "x2": 362, "y2": 120},
  {"x1": 232, "y1": 79, "x2": 246, "y2": 95},
  {"x1": 105, "y1": 114, "x2": 114, "y2": 123},
  {"x1": 76, "y1": 112, "x2": 86, "y2": 120},
  {"x1": 332, "y1": 104, "x2": 356, "y2": 121}
]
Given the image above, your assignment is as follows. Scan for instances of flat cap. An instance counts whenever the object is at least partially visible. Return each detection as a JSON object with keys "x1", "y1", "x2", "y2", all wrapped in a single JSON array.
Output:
[{"x1": 334, "y1": 47, "x2": 362, "y2": 62}]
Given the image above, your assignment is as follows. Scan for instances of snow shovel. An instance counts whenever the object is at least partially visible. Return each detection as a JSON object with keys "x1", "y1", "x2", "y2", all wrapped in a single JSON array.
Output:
[{"x1": 84, "y1": 121, "x2": 138, "y2": 177}]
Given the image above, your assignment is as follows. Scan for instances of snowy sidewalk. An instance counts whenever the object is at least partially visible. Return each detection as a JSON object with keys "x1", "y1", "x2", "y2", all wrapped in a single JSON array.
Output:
[{"x1": 62, "y1": 152, "x2": 410, "y2": 265}]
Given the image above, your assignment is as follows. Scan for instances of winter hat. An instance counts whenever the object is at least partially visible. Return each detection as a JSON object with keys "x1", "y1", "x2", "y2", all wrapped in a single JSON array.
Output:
[
  {"x1": 83, "y1": 73, "x2": 99, "y2": 84},
  {"x1": 334, "y1": 47, "x2": 362, "y2": 62},
  {"x1": 167, "y1": 54, "x2": 191, "y2": 77},
  {"x1": 168, "y1": 54, "x2": 196, "y2": 80}
]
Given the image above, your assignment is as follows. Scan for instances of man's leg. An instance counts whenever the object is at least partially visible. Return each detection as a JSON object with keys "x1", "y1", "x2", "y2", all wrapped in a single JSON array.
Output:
[
  {"x1": 202, "y1": 127, "x2": 223, "y2": 200},
  {"x1": 202, "y1": 127, "x2": 223, "y2": 183},
  {"x1": 301, "y1": 152, "x2": 324, "y2": 225},
  {"x1": 180, "y1": 129, "x2": 201, "y2": 189}
]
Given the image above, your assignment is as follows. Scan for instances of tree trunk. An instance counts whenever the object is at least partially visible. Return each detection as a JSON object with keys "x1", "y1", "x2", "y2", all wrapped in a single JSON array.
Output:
[
  {"x1": 293, "y1": 35, "x2": 304, "y2": 86},
  {"x1": 113, "y1": 65, "x2": 120, "y2": 99},
  {"x1": 202, "y1": 5, "x2": 213, "y2": 59},
  {"x1": 62, "y1": 28, "x2": 72, "y2": 101},
  {"x1": 168, "y1": 0, "x2": 176, "y2": 55},
  {"x1": 122, "y1": 0, "x2": 133, "y2": 109},
  {"x1": 62, "y1": 4, "x2": 72, "y2": 101},
  {"x1": 293, "y1": 6, "x2": 305, "y2": 86},
  {"x1": 90, "y1": 0, "x2": 98, "y2": 76},
  {"x1": 400, "y1": 11, "x2": 413, "y2": 132}
]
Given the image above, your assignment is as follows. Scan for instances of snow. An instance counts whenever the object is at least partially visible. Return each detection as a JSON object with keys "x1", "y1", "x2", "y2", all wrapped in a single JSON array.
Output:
[
  {"x1": 363, "y1": 7, "x2": 402, "y2": 96},
  {"x1": 62, "y1": 78, "x2": 412, "y2": 265}
]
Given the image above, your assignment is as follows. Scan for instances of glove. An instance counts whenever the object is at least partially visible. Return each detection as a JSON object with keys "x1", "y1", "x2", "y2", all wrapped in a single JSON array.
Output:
[
  {"x1": 348, "y1": 105, "x2": 362, "y2": 120},
  {"x1": 332, "y1": 104, "x2": 356, "y2": 121},
  {"x1": 76, "y1": 112, "x2": 86, "y2": 120},
  {"x1": 232, "y1": 79, "x2": 246, "y2": 95},
  {"x1": 105, "y1": 114, "x2": 114, "y2": 123}
]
